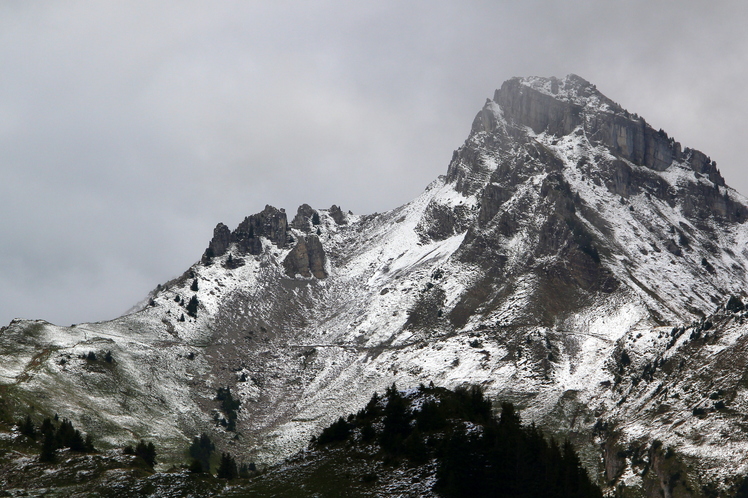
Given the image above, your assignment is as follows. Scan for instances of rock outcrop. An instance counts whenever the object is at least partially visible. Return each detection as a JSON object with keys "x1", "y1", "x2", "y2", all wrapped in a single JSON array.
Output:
[
  {"x1": 328, "y1": 205, "x2": 347, "y2": 225},
  {"x1": 282, "y1": 235, "x2": 327, "y2": 279},
  {"x1": 492, "y1": 75, "x2": 726, "y2": 183},
  {"x1": 291, "y1": 204, "x2": 317, "y2": 232},
  {"x1": 203, "y1": 205, "x2": 289, "y2": 259},
  {"x1": 8, "y1": 74, "x2": 748, "y2": 497},
  {"x1": 202, "y1": 222, "x2": 231, "y2": 262}
]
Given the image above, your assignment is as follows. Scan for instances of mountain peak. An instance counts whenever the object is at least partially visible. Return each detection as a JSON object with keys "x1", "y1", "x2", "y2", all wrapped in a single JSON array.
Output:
[
  {"x1": 508, "y1": 74, "x2": 606, "y2": 104},
  {"x1": 5, "y1": 76, "x2": 748, "y2": 495},
  {"x1": 470, "y1": 75, "x2": 726, "y2": 185}
]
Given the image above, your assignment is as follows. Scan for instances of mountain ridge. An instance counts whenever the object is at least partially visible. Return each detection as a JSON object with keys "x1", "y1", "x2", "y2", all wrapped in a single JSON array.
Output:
[{"x1": 3, "y1": 74, "x2": 748, "y2": 496}]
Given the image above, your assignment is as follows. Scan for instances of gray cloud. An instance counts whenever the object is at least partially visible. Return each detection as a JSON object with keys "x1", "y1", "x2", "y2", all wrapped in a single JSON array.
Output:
[{"x1": 1, "y1": 1, "x2": 747, "y2": 326}]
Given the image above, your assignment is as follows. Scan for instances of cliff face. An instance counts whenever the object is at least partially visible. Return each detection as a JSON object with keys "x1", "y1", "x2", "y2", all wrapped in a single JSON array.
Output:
[
  {"x1": 204, "y1": 205, "x2": 290, "y2": 260},
  {"x1": 282, "y1": 234, "x2": 327, "y2": 279},
  {"x1": 493, "y1": 75, "x2": 724, "y2": 181},
  {"x1": 4, "y1": 75, "x2": 748, "y2": 496}
]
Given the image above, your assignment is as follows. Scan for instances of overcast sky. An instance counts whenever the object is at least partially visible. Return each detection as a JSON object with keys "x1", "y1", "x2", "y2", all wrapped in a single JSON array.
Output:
[{"x1": 2, "y1": 1, "x2": 747, "y2": 326}]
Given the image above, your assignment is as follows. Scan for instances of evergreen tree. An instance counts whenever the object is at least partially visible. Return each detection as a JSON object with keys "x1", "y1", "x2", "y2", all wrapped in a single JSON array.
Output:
[
  {"x1": 40, "y1": 417, "x2": 54, "y2": 435},
  {"x1": 416, "y1": 399, "x2": 445, "y2": 432},
  {"x1": 310, "y1": 385, "x2": 602, "y2": 498},
  {"x1": 135, "y1": 440, "x2": 157, "y2": 468},
  {"x1": 215, "y1": 387, "x2": 240, "y2": 431},
  {"x1": 217, "y1": 452, "x2": 238, "y2": 479},
  {"x1": 360, "y1": 421, "x2": 376, "y2": 443},
  {"x1": 68, "y1": 428, "x2": 86, "y2": 452},
  {"x1": 191, "y1": 279, "x2": 199, "y2": 292},
  {"x1": 311, "y1": 212, "x2": 321, "y2": 225},
  {"x1": 104, "y1": 351, "x2": 113, "y2": 363},
  {"x1": 379, "y1": 384, "x2": 411, "y2": 454},
  {"x1": 188, "y1": 459, "x2": 204, "y2": 473},
  {"x1": 403, "y1": 428, "x2": 428, "y2": 464},
  {"x1": 20, "y1": 414, "x2": 35, "y2": 439},
  {"x1": 359, "y1": 392, "x2": 381, "y2": 421},
  {"x1": 39, "y1": 430, "x2": 56, "y2": 463},
  {"x1": 38, "y1": 417, "x2": 94, "y2": 461},
  {"x1": 189, "y1": 433, "x2": 215, "y2": 473},
  {"x1": 317, "y1": 417, "x2": 350, "y2": 445},
  {"x1": 84, "y1": 433, "x2": 95, "y2": 452},
  {"x1": 187, "y1": 295, "x2": 199, "y2": 318}
]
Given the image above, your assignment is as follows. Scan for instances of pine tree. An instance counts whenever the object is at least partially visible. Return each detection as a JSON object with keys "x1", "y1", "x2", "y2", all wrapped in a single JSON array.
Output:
[
  {"x1": 84, "y1": 433, "x2": 95, "y2": 452},
  {"x1": 20, "y1": 414, "x2": 35, "y2": 439},
  {"x1": 191, "y1": 279, "x2": 199, "y2": 292},
  {"x1": 39, "y1": 430, "x2": 56, "y2": 463},
  {"x1": 317, "y1": 417, "x2": 350, "y2": 445},
  {"x1": 360, "y1": 421, "x2": 376, "y2": 443},
  {"x1": 404, "y1": 428, "x2": 428, "y2": 464},
  {"x1": 189, "y1": 433, "x2": 215, "y2": 474},
  {"x1": 135, "y1": 440, "x2": 156, "y2": 467},
  {"x1": 189, "y1": 458, "x2": 204, "y2": 473},
  {"x1": 217, "y1": 452, "x2": 238, "y2": 479},
  {"x1": 187, "y1": 295, "x2": 199, "y2": 318},
  {"x1": 68, "y1": 428, "x2": 86, "y2": 452},
  {"x1": 40, "y1": 417, "x2": 54, "y2": 435},
  {"x1": 215, "y1": 387, "x2": 240, "y2": 431},
  {"x1": 379, "y1": 384, "x2": 411, "y2": 454}
]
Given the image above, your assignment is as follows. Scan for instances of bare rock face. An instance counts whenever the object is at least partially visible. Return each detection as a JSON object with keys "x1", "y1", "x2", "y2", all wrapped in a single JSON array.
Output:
[
  {"x1": 415, "y1": 201, "x2": 472, "y2": 242},
  {"x1": 494, "y1": 75, "x2": 725, "y2": 183},
  {"x1": 305, "y1": 235, "x2": 327, "y2": 278},
  {"x1": 233, "y1": 205, "x2": 288, "y2": 255},
  {"x1": 291, "y1": 204, "x2": 317, "y2": 232},
  {"x1": 203, "y1": 222, "x2": 231, "y2": 261},
  {"x1": 11, "y1": 74, "x2": 748, "y2": 497},
  {"x1": 328, "y1": 205, "x2": 347, "y2": 225},
  {"x1": 282, "y1": 235, "x2": 327, "y2": 279},
  {"x1": 203, "y1": 205, "x2": 288, "y2": 259},
  {"x1": 283, "y1": 238, "x2": 310, "y2": 277},
  {"x1": 493, "y1": 77, "x2": 584, "y2": 137}
]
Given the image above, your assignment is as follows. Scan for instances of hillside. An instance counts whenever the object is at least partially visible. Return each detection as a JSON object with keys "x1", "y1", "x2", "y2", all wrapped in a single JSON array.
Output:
[
  {"x1": 3, "y1": 74, "x2": 748, "y2": 496},
  {"x1": 0, "y1": 385, "x2": 604, "y2": 497}
]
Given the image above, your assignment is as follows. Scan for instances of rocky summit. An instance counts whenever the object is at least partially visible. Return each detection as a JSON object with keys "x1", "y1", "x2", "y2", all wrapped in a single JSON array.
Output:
[{"x1": 3, "y1": 74, "x2": 748, "y2": 496}]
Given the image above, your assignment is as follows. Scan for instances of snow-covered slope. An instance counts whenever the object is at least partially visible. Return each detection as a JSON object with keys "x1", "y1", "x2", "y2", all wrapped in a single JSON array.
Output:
[{"x1": 3, "y1": 74, "x2": 748, "y2": 495}]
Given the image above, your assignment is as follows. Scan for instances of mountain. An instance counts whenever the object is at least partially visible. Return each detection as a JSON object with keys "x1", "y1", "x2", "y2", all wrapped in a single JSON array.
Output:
[{"x1": 2, "y1": 74, "x2": 748, "y2": 496}]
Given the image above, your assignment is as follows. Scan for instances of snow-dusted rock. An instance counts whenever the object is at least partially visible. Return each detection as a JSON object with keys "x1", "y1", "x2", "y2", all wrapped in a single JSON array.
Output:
[{"x1": 4, "y1": 75, "x2": 748, "y2": 495}]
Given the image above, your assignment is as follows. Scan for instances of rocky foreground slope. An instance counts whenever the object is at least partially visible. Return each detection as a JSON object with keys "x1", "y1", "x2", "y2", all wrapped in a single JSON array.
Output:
[{"x1": 3, "y1": 75, "x2": 748, "y2": 496}]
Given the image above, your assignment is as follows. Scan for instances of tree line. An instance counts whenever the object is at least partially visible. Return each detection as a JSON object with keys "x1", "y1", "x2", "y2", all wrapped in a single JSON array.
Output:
[{"x1": 313, "y1": 383, "x2": 603, "y2": 498}]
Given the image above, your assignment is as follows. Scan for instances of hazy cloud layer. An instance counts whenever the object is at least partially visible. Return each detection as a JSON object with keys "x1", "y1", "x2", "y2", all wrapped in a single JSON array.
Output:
[{"x1": 2, "y1": 1, "x2": 747, "y2": 325}]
